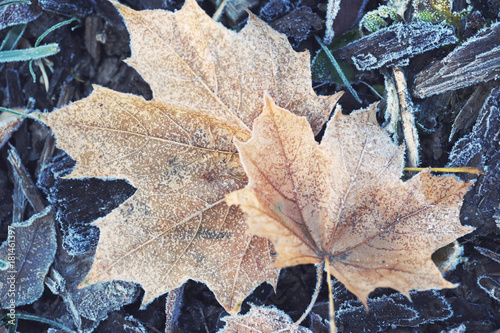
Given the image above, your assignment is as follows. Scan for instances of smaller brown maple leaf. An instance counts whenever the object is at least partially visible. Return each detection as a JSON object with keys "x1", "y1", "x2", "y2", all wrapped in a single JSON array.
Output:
[{"x1": 226, "y1": 95, "x2": 474, "y2": 306}]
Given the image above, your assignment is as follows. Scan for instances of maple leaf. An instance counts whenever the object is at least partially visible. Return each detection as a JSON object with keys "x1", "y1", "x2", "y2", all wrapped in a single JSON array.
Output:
[
  {"x1": 34, "y1": 0, "x2": 341, "y2": 314},
  {"x1": 226, "y1": 95, "x2": 474, "y2": 306}
]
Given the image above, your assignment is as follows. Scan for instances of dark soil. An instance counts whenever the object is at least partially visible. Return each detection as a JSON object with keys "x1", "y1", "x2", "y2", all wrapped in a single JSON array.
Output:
[{"x1": 0, "y1": 0, "x2": 499, "y2": 332}]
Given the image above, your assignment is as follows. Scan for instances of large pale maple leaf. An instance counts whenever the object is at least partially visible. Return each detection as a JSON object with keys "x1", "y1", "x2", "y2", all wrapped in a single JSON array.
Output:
[
  {"x1": 34, "y1": 0, "x2": 341, "y2": 314},
  {"x1": 227, "y1": 96, "x2": 474, "y2": 305}
]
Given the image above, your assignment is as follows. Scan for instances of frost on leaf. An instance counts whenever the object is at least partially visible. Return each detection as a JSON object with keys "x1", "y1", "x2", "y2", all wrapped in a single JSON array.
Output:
[
  {"x1": 270, "y1": 7, "x2": 323, "y2": 45},
  {"x1": 388, "y1": 0, "x2": 411, "y2": 18},
  {"x1": 0, "y1": 1, "x2": 41, "y2": 30},
  {"x1": 359, "y1": 5, "x2": 401, "y2": 33},
  {"x1": 221, "y1": 305, "x2": 311, "y2": 333},
  {"x1": 0, "y1": 207, "x2": 56, "y2": 308},
  {"x1": 413, "y1": 22, "x2": 500, "y2": 98},
  {"x1": 34, "y1": 0, "x2": 341, "y2": 315},
  {"x1": 314, "y1": 289, "x2": 452, "y2": 331},
  {"x1": 335, "y1": 21, "x2": 457, "y2": 71},
  {"x1": 447, "y1": 86, "x2": 500, "y2": 236},
  {"x1": 46, "y1": 268, "x2": 141, "y2": 332},
  {"x1": 227, "y1": 95, "x2": 474, "y2": 306}
]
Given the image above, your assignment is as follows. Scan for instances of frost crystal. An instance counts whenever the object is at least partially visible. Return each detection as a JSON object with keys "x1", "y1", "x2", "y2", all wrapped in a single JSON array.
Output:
[
  {"x1": 324, "y1": 0, "x2": 342, "y2": 44},
  {"x1": 413, "y1": 22, "x2": 500, "y2": 98},
  {"x1": 359, "y1": 5, "x2": 401, "y2": 32},
  {"x1": 447, "y1": 86, "x2": 500, "y2": 235},
  {"x1": 0, "y1": 2, "x2": 41, "y2": 30},
  {"x1": 335, "y1": 21, "x2": 457, "y2": 71},
  {"x1": 259, "y1": 0, "x2": 292, "y2": 21},
  {"x1": 313, "y1": 290, "x2": 452, "y2": 331},
  {"x1": 388, "y1": 0, "x2": 411, "y2": 17}
]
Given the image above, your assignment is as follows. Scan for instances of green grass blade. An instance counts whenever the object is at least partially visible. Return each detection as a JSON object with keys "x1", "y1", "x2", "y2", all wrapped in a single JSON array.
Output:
[
  {"x1": 11, "y1": 314, "x2": 76, "y2": 333},
  {"x1": 0, "y1": 43, "x2": 59, "y2": 63},
  {"x1": 8, "y1": 321, "x2": 16, "y2": 333},
  {"x1": 0, "y1": 107, "x2": 36, "y2": 120},
  {"x1": 29, "y1": 17, "x2": 78, "y2": 82},
  {"x1": 314, "y1": 35, "x2": 362, "y2": 104},
  {"x1": 0, "y1": 1, "x2": 31, "y2": 7},
  {"x1": 0, "y1": 24, "x2": 27, "y2": 51},
  {"x1": 359, "y1": 80, "x2": 384, "y2": 100},
  {"x1": 34, "y1": 17, "x2": 79, "y2": 47}
]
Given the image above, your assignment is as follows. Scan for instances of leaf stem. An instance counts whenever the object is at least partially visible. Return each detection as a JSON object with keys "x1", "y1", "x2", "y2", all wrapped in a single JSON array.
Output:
[
  {"x1": 404, "y1": 167, "x2": 484, "y2": 175},
  {"x1": 324, "y1": 257, "x2": 336, "y2": 333},
  {"x1": 294, "y1": 262, "x2": 324, "y2": 328}
]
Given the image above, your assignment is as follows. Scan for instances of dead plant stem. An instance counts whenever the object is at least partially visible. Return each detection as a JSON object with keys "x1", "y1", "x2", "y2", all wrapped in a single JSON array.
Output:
[
  {"x1": 212, "y1": 0, "x2": 228, "y2": 21},
  {"x1": 393, "y1": 66, "x2": 420, "y2": 167}
]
